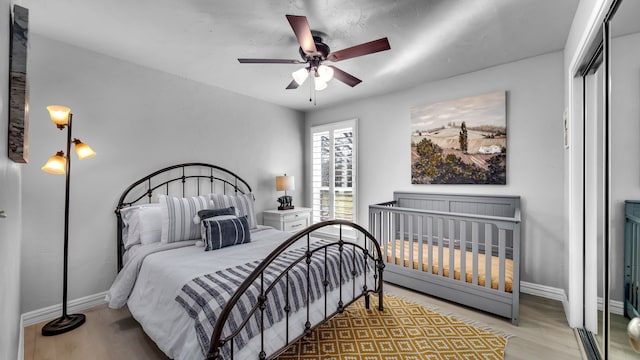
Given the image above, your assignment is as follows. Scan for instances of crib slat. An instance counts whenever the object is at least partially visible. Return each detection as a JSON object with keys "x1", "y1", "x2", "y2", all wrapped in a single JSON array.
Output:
[
  {"x1": 485, "y1": 224, "x2": 492, "y2": 289},
  {"x1": 399, "y1": 213, "x2": 405, "y2": 267},
  {"x1": 498, "y1": 228, "x2": 506, "y2": 292},
  {"x1": 387, "y1": 211, "x2": 394, "y2": 265},
  {"x1": 427, "y1": 216, "x2": 433, "y2": 275},
  {"x1": 472, "y1": 222, "x2": 479, "y2": 286},
  {"x1": 460, "y1": 221, "x2": 466, "y2": 285},
  {"x1": 449, "y1": 219, "x2": 455, "y2": 279},
  {"x1": 637, "y1": 222, "x2": 640, "y2": 311},
  {"x1": 627, "y1": 220, "x2": 636, "y2": 307},
  {"x1": 633, "y1": 222, "x2": 636, "y2": 310},
  {"x1": 418, "y1": 216, "x2": 424, "y2": 272},
  {"x1": 634, "y1": 222, "x2": 637, "y2": 310},
  {"x1": 408, "y1": 215, "x2": 414, "y2": 270},
  {"x1": 438, "y1": 218, "x2": 444, "y2": 276},
  {"x1": 383, "y1": 211, "x2": 390, "y2": 265}
]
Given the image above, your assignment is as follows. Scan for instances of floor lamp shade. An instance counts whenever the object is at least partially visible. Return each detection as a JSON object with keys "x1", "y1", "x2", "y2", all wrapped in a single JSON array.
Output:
[
  {"x1": 41, "y1": 151, "x2": 66, "y2": 174},
  {"x1": 46, "y1": 105, "x2": 71, "y2": 127},
  {"x1": 40, "y1": 105, "x2": 95, "y2": 336}
]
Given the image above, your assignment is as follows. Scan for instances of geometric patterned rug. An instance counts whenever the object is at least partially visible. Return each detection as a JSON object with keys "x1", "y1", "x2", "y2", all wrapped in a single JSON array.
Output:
[{"x1": 275, "y1": 294, "x2": 509, "y2": 360}]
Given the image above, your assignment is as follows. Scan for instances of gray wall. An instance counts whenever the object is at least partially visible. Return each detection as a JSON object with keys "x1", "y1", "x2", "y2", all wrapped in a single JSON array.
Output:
[
  {"x1": 0, "y1": 1, "x2": 24, "y2": 359},
  {"x1": 20, "y1": 34, "x2": 305, "y2": 313},
  {"x1": 305, "y1": 51, "x2": 566, "y2": 290}
]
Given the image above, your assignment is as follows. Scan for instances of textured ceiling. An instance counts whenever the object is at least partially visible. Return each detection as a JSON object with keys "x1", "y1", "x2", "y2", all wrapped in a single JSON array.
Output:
[{"x1": 15, "y1": 0, "x2": 582, "y2": 111}]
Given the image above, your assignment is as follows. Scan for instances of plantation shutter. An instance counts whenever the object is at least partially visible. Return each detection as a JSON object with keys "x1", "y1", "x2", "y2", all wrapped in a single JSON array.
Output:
[{"x1": 311, "y1": 120, "x2": 356, "y2": 225}]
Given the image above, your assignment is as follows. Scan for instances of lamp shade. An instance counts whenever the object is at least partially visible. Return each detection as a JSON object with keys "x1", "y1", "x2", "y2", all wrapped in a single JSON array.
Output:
[
  {"x1": 72, "y1": 139, "x2": 96, "y2": 160},
  {"x1": 292, "y1": 67, "x2": 309, "y2": 85},
  {"x1": 314, "y1": 76, "x2": 327, "y2": 91},
  {"x1": 47, "y1": 105, "x2": 71, "y2": 127},
  {"x1": 41, "y1": 151, "x2": 67, "y2": 174},
  {"x1": 276, "y1": 175, "x2": 295, "y2": 191},
  {"x1": 317, "y1": 65, "x2": 334, "y2": 82}
]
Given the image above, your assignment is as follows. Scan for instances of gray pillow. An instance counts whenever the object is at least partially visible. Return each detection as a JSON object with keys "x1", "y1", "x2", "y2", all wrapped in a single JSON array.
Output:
[{"x1": 193, "y1": 207, "x2": 236, "y2": 224}]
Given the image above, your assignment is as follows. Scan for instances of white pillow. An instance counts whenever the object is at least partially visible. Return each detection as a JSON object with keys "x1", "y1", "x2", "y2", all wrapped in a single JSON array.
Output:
[
  {"x1": 209, "y1": 193, "x2": 257, "y2": 229},
  {"x1": 138, "y1": 206, "x2": 162, "y2": 245},
  {"x1": 159, "y1": 194, "x2": 210, "y2": 243},
  {"x1": 119, "y1": 204, "x2": 160, "y2": 249}
]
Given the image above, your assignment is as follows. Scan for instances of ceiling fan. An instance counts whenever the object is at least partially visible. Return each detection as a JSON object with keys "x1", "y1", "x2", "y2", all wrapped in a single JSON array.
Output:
[{"x1": 238, "y1": 15, "x2": 391, "y2": 91}]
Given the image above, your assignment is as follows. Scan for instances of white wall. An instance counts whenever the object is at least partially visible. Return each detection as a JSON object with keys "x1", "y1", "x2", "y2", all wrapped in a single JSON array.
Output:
[
  {"x1": 0, "y1": 1, "x2": 24, "y2": 359},
  {"x1": 305, "y1": 52, "x2": 566, "y2": 289},
  {"x1": 610, "y1": 32, "x2": 640, "y2": 302},
  {"x1": 20, "y1": 34, "x2": 305, "y2": 313}
]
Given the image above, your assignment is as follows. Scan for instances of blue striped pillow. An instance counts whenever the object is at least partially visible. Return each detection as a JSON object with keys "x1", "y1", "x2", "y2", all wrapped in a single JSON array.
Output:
[
  {"x1": 202, "y1": 215, "x2": 251, "y2": 251},
  {"x1": 159, "y1": 194, "x2": 210, "y2": 243},
  {"x1": 209, "y1": 193, "x2": 257, "y2": 229}
]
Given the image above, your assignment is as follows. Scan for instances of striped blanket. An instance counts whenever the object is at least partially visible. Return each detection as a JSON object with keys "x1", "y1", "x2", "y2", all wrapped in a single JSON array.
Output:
[{"x1": 175, "y1": 239, "x2": 366, "y2": 358}]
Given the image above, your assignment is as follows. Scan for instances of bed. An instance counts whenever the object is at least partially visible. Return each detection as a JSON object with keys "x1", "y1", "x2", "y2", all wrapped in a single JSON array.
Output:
[
  {"x1": 107, "y1": 163, "x2": 384, "y2": 359},
  {"x1": 369, "y1": 191, "x2": 520, "y2": 325}
]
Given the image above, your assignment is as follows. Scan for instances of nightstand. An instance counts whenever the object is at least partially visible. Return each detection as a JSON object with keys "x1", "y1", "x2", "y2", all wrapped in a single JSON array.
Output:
[{"x1": 263, "y1": 207, "x2": 312, "y2": 232}]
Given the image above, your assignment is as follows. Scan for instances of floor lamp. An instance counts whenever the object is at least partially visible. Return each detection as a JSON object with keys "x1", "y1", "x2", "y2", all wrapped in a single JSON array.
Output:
[{"x1": 40, "y1": 105, "x2": 95, "y2": 336}]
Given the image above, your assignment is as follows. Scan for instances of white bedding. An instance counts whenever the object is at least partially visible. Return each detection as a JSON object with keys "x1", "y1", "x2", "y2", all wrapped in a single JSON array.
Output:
[{"x1": 107, "y1": 225, "x2": 372, "y2": 359}]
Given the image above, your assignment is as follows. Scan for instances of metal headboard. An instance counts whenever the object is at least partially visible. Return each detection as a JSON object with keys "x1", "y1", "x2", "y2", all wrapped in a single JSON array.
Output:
[{"x1": 114, "y1": 163, "x2": 252, "y2": 271}]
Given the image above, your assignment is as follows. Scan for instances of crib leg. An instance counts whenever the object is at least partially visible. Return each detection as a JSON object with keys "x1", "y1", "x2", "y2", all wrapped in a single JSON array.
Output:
[{"x1": 365, "y1": 294, "x2": 370, "y2": 309}]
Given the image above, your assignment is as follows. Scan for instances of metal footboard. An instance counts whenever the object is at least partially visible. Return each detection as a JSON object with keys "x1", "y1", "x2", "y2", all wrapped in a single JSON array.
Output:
[{"x1": 207, "y1": 220, "x2": 385, "y2": 360}]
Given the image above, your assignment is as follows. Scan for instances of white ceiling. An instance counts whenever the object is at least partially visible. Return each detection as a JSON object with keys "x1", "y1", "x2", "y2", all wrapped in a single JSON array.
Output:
[{"x1": 15, "y1": 0, "x2": 582, "y2": 111}]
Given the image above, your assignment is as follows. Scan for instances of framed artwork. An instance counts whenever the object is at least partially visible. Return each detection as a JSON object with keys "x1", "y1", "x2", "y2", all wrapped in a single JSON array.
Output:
[
  {"x1": 411, "y1": 91, "x2": 507, "y2": 184},
  {"x1": 8, "y1": 5, "x2": 29, "y2": 163}
]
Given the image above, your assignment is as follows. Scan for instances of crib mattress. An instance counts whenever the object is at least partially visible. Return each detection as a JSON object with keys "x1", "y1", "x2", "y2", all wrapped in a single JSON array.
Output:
[{"x1": 385, "y1": 240, "x2": 513, "y2": 293}]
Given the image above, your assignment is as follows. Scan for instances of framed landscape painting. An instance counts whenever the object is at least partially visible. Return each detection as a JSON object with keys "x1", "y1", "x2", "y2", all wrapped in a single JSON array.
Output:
[
  {"x1": 8, "y1": 5, "x2": 29, "y2": 163},
  {"x1": 411, "y1": 91, "x2": 507, "y2": 184}
]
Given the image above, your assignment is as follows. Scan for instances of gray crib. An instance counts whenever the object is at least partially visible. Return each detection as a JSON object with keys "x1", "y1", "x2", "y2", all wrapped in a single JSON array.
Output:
[{"x1": 369, "y1": 192, "x2": 521, "y2": 325}]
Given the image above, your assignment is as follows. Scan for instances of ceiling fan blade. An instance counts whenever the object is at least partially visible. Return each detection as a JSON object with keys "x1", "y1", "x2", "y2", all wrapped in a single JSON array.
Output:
[
  {"x1": 286, "y1": 15, "x2": 318, "y2": 56},
  {"x1": 326, "y1": 37, "x2": 390, "y2": 62},
  {"x1": 238, "y1": 58, "x2": 303, "y2": 64},
  {"x1": 329, "y1": 66, "x2": 362, "y2": 87},
  {"x1": 286, "y1": 80, "x2": 299, "y2": 90}
]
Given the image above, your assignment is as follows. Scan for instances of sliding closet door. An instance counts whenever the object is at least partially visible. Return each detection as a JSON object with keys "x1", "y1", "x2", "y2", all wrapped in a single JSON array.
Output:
[
  {"x1": 584, "y1": 66, "x2": 604, "y2": 343},
  {"x1": 576, "y1": 1, "x2": 640, "y2": 358},
  {"x1": 609, "y1": 0, "x2": 640, "y2": 357}
]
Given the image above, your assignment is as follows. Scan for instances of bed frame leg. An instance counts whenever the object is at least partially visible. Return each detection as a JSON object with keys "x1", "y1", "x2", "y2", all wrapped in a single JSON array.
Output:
[{"x1": 365, "y1": 294, "x2": 370, "y2": 309}]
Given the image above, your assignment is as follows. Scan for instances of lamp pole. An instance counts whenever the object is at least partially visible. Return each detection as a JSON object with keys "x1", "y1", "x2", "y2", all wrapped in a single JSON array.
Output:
[{"x1": 41, "y1": 112, "x2": 87, "y2": 336}]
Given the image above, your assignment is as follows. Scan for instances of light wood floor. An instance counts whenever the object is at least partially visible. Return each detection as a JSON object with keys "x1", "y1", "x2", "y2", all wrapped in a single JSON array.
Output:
[{"x1": 24, "y1": 283, "x2": 583, "y2": 359}]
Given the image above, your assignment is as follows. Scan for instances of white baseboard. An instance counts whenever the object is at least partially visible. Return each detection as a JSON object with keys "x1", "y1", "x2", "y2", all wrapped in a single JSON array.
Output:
[
  {"x1": 597, "y1": 297, "x2": 624, "y2": 316},
  {"x1": 520, "y1": 281, "x2": 570, "y2": 316},
  {"x1": 22, "y1": 291, "x2": 108, "y2": 327},
  {"x1": 520, "y1": 281, "x2": 625, "y2": 320},
  {"x1": 521, "y1": 281, "x2": 568, "y2": 302}
]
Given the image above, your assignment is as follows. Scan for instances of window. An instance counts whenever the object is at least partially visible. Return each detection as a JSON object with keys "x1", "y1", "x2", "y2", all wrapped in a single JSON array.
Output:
[{"x1": 310, "y1": 119, "x2": 357, "y2": 226}]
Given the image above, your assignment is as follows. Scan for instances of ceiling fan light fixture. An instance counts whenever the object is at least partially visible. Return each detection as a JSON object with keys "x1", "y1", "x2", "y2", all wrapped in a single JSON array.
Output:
[
  {"x1": 317, "y1": 65, "x2": 334, "y2": 82},
  {"x1": 292, "y1": 67, "x2": 309, "y2": 85},
  {"x1": 314, "y1": 76, "x2": 327, "y2": 91}
]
